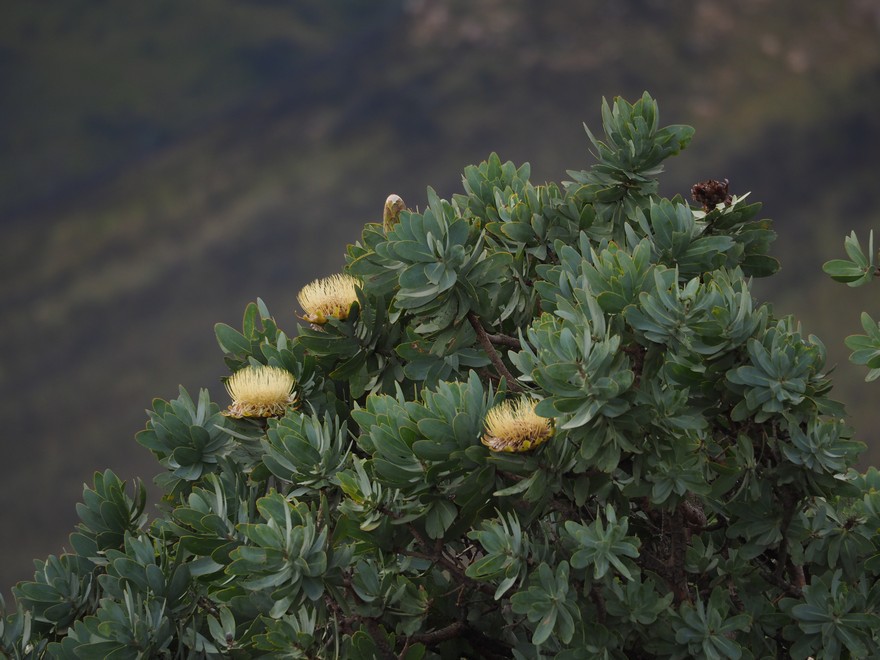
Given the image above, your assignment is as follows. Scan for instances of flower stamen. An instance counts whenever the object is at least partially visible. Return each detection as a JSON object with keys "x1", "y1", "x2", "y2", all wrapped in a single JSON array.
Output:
[
  {"x1": 297, "y1": 273, "x2": 360, "y2": 325},
  {"x1": 481, "y1": 398, "x2": 553, "y2": 453},
  {"x1": 223, "y1": 365, "x2": 297, "y2": 418}
]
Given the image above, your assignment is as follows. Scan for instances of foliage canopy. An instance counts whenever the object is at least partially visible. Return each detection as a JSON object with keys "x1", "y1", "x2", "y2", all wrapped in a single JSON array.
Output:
[{"x1": 3, "y1": 93, "x2": 880, "y2": 659}]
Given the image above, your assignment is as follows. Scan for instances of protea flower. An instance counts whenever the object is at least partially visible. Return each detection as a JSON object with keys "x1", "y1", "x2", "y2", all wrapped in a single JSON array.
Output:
[
  {"x1": 223, "y1": 365, "x2": 297, "y2": 418},
  {"x1": 297, "y1": 273, "x2": 359, "y2": 325},
  {"x1": 481, "y1": 398, "x2": 553, "y2": 453}
]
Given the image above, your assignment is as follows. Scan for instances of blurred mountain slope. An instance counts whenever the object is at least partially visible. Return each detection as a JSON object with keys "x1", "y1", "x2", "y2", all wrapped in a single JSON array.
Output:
[
  {"x1": 1, "y1": 0, "x2": 879, "y2": 591},
  {"x1": 0, "y1": 0, "x2": 398, "y2": 218}
]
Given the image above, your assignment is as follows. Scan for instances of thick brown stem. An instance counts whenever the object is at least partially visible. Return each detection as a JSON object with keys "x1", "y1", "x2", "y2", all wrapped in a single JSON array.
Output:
[
  {"x1": 467, "y1": 312, "x2": 523, "y2": 392},
  {"x1": 774, "y1": 485, "x2": 800, "y2": 581},
  {"x1": 669, "y1": 505, "x2": 690, "y2": 605},
  {"x1": 681, "y1": 498, "x2": 707, "y2": 531},
  {"x1": 622, "y1": 343, "x2": 646, "y2": 389},
  {"x1": 366, "y1": 619, "x2": 396, "y2": 660},
  {"x1": 591, "y1": 584, "x2": 607, "y2": 624}
]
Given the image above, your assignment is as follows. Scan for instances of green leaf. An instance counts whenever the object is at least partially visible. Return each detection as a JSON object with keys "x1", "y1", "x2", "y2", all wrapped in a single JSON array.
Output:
[
  {"x1": 822, "y1": 258, "x2": 866, "y2": 283},
  {"x1": 214, "y1": 323, "x2": 251, "y2": 355}
]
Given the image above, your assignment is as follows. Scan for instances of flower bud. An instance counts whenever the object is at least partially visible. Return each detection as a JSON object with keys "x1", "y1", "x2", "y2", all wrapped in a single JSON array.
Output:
[{"x1": 383, "y1": 193, "x2": 407, "y2": 232}]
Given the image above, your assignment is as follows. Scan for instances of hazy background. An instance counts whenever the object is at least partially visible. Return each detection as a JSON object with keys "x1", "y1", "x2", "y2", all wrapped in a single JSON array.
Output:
[{"x1": 2, "y1": 0, "x2": 879, "y2": 594}]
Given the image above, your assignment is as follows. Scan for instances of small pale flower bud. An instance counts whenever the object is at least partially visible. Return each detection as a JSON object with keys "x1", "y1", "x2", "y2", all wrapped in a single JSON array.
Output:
[{"x1": 383, "y1": 194, "x2": 407, "y2": 232}]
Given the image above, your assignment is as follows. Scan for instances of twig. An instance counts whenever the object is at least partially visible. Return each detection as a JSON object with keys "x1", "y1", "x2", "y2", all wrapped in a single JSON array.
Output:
[
  {"x1": 403, "y1": 523, "x2": 498, "y2": 598},
  {"x1": 410, "y1": 621, "x2": 467, "y2": 646},
  {"x1": 760, "y1": 567, "x2": 803, "y2": 599},
  {"x1": 467, "y1": 312, "x2": 523, "y2": 392},
  {"x1": 485, "y1": 332, "x2": 522, "y2": 350},
  {"x1": 403, "y1": 548, "x2": 497, "y2": 598}
]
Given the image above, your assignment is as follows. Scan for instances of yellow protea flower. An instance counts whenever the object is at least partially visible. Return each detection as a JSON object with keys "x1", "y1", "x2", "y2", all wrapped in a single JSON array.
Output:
[
  {"x1": 383, "y1": 193, "x2": 407, "y2": 232},
  {"x1": 481, "y1": 398, "x2": 553, "y2": 453},
  {"x1": 223, "y1": 366, "x2": 297, "y2": 418},
  {"x1": 297, "y1": 273, "x2": 360, "y2": 325}
]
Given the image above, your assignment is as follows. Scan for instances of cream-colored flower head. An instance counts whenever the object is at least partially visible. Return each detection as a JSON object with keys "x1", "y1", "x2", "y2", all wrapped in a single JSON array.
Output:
[
  {"x1": 223, "y1": 365, "x2": 297, "y2": 418},
  {"x1": 481, "y1": 398, "x2": 553, "y2": 453},
  {"x1": 297, "y1": 273, "x2": 359, "y2": 325}
]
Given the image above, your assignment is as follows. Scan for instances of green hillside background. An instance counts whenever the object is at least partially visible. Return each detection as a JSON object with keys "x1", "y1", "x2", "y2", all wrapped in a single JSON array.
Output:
[{"x1": 2, "y1": 0, "x2": 879, "y2": 593}]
